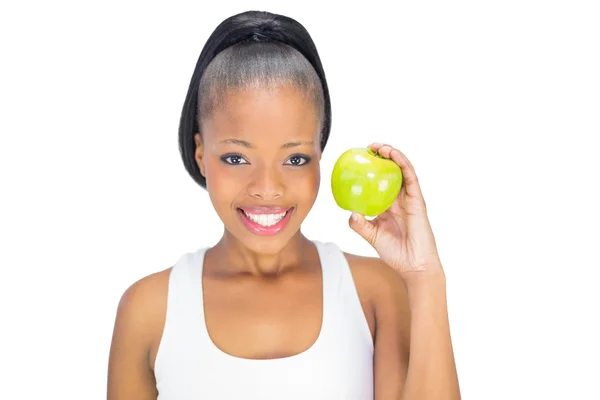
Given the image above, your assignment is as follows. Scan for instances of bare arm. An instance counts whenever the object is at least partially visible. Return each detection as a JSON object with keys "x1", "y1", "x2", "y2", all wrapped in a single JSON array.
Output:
[
  {"x1": 107, "y1": 272, "x2": 168, "y2": 400},
  {"x1": 401, "y1": 272, "x2": 460, "y2": 400},
  {"x1": 373, "y1": 265, "x2": 411, "y2": 399},
  {"x1": 348, "y1": 254, "x2": 411, "y2": 399},
  {"x1": 352, "y1": 256, "x2": 459, "y2": 400}
]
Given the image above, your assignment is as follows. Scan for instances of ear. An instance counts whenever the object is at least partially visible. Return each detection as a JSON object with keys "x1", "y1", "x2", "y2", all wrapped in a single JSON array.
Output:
[{"x1": 194, "y1": 133, "x2": 206, "y2": 177}]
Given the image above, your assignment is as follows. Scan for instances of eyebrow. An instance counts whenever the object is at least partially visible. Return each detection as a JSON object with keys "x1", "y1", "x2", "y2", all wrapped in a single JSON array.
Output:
[{"x1": 219, "y1": 139, "x2": 314, "y2": 149}]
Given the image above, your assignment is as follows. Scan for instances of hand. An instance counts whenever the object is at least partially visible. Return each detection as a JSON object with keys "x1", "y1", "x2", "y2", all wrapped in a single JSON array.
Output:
[{"x1": 348, "y1": 143, "x2": 444, "y2": 282}]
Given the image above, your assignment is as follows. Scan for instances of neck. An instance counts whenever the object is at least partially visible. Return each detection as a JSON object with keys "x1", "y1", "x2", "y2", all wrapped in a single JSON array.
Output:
[{"x1": 207, "y1": 231, "x2": 314, "y2": 277}]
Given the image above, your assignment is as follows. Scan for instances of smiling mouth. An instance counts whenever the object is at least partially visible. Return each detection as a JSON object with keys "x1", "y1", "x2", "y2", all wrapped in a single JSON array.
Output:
[{"x1": 237, "y1": 208, "x2": 293, "y2": 227}]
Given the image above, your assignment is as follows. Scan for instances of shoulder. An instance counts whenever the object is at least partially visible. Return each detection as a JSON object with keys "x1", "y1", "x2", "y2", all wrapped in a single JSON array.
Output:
[
  {"x1": 107, "y1": 267, "x2": 172, "y2": 397},
  {"x1": 112, "y1": 267, "x2": 172, "y2": 357},
  {"x1": 342, "y1": 252, "x2": 411, "y2": 342},
  {"x1": 116, "y1": 267, "x2": 171, "y2": 324},
  {"x1": 343, "y1": 252, "x2": 408, "y2": 309}
]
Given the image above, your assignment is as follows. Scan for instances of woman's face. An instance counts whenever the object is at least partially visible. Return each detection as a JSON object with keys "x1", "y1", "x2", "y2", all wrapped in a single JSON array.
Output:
[{"x1": 195, "y1": 84, "x2": 322, "y2": 254}]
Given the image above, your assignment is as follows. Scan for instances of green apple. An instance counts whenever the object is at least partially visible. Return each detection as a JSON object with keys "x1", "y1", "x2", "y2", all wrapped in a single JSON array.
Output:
[{"x1": 331, "y1": 147, "x2": 403, "y2": 217}]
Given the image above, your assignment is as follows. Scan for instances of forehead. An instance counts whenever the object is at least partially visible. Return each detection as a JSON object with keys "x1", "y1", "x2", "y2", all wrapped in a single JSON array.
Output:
[{"x1": 201, "y1": 85, "x2": 321, "y2": 143}]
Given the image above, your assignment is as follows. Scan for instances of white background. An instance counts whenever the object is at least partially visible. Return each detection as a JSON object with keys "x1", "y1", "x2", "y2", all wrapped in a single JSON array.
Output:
[{"x1": 1, "y1": 0, "x2": 599, "y2": 398}]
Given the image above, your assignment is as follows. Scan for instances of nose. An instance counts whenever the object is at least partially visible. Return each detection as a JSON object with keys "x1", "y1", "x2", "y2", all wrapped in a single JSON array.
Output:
[{"x1": 247, "y1": 164, "x2": 284, "y2": 201}]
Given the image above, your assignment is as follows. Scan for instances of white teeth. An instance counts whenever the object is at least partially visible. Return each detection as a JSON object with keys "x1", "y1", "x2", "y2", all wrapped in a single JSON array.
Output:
[{"x1": 243, "y1": 211, "x2": 287, "y2": 227}]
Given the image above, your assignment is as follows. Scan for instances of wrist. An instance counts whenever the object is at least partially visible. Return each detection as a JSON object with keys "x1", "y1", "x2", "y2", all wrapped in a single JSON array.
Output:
[
  {"x1": 405, "y1": 274, "x2": 448, "y2": 314},
  {"x1": 403, "y1": 268, "x2": 447, "y2": 294}
]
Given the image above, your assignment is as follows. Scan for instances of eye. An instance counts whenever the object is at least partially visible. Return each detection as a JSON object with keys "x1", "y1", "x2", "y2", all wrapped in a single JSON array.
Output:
[
  {"x1": 220, "y1": 154, "x2": 248, "y2": 165},
  {"x1": 284, "y1": 155, "x2": 311, "y2": 166}
]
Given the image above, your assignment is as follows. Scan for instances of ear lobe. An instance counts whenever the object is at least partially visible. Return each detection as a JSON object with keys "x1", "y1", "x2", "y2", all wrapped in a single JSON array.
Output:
[{"x1": 194, "y1": 133, "x2": 206, "y2": 177}]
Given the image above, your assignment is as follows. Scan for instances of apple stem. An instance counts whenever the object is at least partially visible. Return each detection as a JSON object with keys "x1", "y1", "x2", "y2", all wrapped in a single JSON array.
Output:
[{"x1": 367, "y1": 148, "x2": 382, "y2": 158}]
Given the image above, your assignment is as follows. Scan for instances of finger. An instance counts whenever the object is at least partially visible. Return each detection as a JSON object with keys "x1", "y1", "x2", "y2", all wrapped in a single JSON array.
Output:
[
  {"x1": 368, "y1": 143, "x2": 425, "y2": 202},
  {"x1": 368, "y1": 143, "x2": 398, "y2": 161},
  {"x1": 348, "y1": 212, "x2": 378, "y2": 246},
  {"x1": 368, "y1": 143, "x2": 395, "y2": 157},
  {"x1": 388, "y1": 148, "x2": 423, "y2": 199},
  {"x1": 375, "y1": 144, "x2": 394, "y2": 159},
  {"x1": 368, "y1": 142, "x2": 385, "y2": 153}
]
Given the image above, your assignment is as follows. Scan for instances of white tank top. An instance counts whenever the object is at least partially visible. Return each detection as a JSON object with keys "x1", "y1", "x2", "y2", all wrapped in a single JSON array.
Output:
[{"x1": 154, "y1": 241, "x2": 374, "y2": 399}]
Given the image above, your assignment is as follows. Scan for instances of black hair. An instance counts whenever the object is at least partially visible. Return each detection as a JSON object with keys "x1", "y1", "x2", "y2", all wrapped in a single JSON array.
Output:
[
  {"x1": 178, "y1": 10, "x2": 332, "y2": 189},
  {"x1": 197, "y1": 41, "x2": 325, "y2": 131}
]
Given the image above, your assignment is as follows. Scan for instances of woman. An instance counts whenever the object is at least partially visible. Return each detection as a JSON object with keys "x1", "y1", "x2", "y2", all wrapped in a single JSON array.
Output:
[{"x1": 107, "y1": 10, "x2": 460, "y2": 400}]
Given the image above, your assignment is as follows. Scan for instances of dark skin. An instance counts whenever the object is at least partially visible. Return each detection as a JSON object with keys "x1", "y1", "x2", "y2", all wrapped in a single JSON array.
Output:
[{"x1": 107, "y1": 84, "x2": 411, "y2": 399}]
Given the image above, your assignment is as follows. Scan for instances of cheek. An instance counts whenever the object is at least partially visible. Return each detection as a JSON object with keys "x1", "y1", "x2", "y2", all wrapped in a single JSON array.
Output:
[
  {"x1": 288, "y1": 165, "x2": 321, "y2": 201},
  {"x1": 205, "y1": 157, "x2": 249, "y2": 186},
  {"x1": 204, "y1": 159, "x2": 241, "y2": 204}
]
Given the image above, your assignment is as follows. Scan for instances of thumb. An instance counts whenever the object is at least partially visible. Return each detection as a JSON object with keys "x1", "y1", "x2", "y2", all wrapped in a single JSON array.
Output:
[{"x1": 348, "y1": 212, "x2": 378, "y2": 245}]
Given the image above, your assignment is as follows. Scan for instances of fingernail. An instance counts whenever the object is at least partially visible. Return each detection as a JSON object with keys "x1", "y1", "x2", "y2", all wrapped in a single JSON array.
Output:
[{"x1": 351, "y1": 212, "x2": 358, "y2": 221}]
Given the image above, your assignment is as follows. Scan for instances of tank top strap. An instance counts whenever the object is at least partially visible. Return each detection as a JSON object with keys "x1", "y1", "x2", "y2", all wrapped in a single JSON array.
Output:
[
  {"x1": 313, "y1": 241, "x2": 373, "y2": 351},
  {"x1": 168, "y1": 247, "x2": 206, "y2": 308},
  {"x1": 154, "y1": 247, "x2": 208, "y2": 381}
]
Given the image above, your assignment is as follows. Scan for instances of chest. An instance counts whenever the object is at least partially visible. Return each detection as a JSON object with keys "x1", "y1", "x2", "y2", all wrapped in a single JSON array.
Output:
[
  {"x1": 153, "y1": 247, "x2": 376, "y2": 399},
  {"x1": 202, "y1": 272, "x2": 323, "y2": 359}
]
